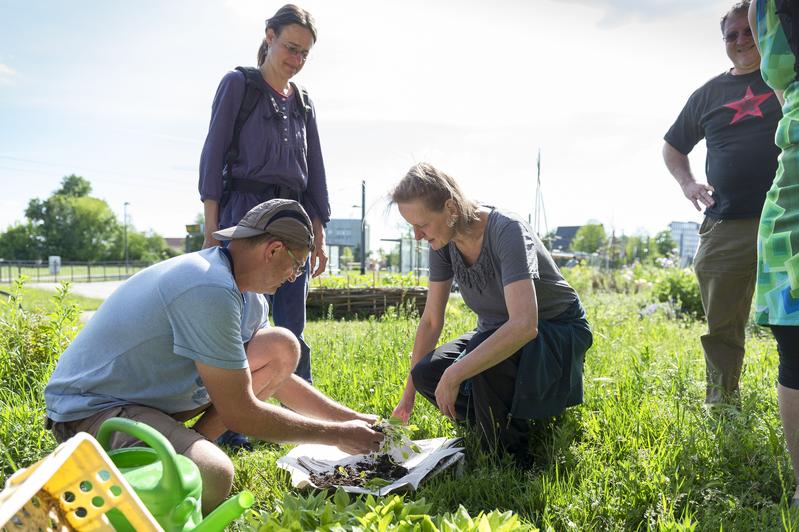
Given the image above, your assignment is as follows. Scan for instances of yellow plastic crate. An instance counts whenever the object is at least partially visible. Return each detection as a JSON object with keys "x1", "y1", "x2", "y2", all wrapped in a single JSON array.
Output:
[{"x1": 0, "y1": 432, "x2": 162, "y2": 531}]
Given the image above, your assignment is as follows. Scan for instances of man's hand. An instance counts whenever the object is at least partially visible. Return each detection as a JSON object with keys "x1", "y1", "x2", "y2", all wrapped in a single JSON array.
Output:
[
  {"x1": 311, "y1": 220, "x2": 328, "y2": 277},
  {"x1": 351, "y1": 412, "x2": 380, "y2": 425},
  {"x1": 681, "y1": 181, "x2": 715, "y2": 212},
  {"x1": 335, "y1": 419, "x2": 384, "y2": 455}
]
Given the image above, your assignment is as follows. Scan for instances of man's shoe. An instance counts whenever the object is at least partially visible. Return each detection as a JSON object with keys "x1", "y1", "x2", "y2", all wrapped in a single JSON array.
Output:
[{"x1": 216, "y1": 430, "x2": 253, "y2": 451}]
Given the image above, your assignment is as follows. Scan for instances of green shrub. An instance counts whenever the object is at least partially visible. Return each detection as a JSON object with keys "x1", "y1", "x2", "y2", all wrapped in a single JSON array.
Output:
[
  {"x1": 652, "y1": 268, "x2": 704, "y2": 318},
  {"x1": 0, "y1": 278, "x2": 77, "y2": 483},
  {"x1": 241, "y1": 489, "x2": 533, "y2": 531}
]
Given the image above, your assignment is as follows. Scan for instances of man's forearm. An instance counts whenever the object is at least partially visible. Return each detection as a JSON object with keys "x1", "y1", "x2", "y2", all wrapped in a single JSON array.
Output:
[
  {"x1": 662, "y1": 143, "x2": 695, "y2": 188},
  {"x1": 227, "y1": 399, "x2": 345, "y2": 446},
  {"x1": 274, "y1": 375, "x2": 360, "y2": 421}
]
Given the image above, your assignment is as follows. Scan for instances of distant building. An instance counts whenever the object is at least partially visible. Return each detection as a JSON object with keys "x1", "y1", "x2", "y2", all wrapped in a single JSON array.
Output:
[
  {"x1": 551, "y1": 226, "x2": 581, "y2": 251},
  {"x1": 326, "y1": 218, "x2": 370, "y2": 270},
  {"x1": 669, "y1": 221, "x2": 700, "y2": 266}
]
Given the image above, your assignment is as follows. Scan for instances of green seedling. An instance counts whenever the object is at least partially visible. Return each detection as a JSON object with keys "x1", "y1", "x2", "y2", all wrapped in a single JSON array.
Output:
[{"x1": 372, "y1": 416, "x2": 420, "y2": 461}]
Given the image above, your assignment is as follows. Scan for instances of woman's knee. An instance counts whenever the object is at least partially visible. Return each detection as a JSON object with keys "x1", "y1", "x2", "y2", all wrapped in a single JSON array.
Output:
[{"x1": 410, "y1": 354, "x2": 436, "y2": 391}]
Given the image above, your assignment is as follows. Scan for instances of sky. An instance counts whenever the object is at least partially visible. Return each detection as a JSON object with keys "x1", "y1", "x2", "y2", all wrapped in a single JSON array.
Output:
[{"x1": 0, "y1": 0, "x2": 745, "y2": 251}]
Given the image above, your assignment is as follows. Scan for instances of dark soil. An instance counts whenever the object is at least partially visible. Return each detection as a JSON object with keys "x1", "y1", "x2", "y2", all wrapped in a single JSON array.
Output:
[{"x1": 309, "y1": 453, "x2": 408, "y2": 488}]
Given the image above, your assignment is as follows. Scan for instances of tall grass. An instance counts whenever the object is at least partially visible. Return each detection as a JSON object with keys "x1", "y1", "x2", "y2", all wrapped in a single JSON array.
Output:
[
  {"x1": 0, "y1": 279, "x2": 78, "y2": 478},
  {"x1": 1, "y1": 277, "x2": 796, "y2": 530}
]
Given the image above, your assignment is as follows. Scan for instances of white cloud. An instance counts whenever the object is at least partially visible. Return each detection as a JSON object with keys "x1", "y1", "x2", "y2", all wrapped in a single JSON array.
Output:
[{"x1": 0, "y1": 64, "x2": 17, "y2": 85}]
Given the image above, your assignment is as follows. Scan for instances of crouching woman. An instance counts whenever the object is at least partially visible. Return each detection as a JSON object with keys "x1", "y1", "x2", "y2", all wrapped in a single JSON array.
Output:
[{"x1": 390, "y1": 163, "x2": 593, "y2": 460}]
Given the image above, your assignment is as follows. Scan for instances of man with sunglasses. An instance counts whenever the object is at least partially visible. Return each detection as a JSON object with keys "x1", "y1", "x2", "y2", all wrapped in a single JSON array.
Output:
[
  {"x1": 662, "y1": 0, "x2": 781, "y2": 408},
  {"x1": 44, "y1": 199, "x2": 383, "y2": 513}
]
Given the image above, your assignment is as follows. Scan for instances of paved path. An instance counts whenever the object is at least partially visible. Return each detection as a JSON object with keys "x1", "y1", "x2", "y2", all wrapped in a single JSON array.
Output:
[
  {"x1": 30, "y1": 282, "x2": 124, "y2": 323},
  {"x1": 30, "y1": 281, "x2": 123, "y2": 300}
]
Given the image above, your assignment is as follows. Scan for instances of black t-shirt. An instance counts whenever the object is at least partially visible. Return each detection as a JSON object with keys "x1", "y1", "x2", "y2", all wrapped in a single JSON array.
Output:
[{"x1": 664, "y1": 70, "x2": 781, "y2": 219}]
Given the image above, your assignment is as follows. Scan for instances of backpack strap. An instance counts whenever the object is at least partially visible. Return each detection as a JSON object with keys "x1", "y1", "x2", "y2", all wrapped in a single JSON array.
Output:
[
  {"x1": 290, "y1": 81, "x2": 311, "y2": 119},
  {"x1": 220, "y1": 67, "x2": 268, "y2": 208}
]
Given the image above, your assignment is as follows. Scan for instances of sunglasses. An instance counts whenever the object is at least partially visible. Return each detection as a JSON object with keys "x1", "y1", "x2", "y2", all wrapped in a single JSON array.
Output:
[{"x1": 723, "y1": 27, "x2": 752, "y2": 42}]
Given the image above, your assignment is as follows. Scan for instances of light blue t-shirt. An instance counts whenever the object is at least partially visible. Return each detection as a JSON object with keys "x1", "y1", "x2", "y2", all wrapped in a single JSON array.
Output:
[{"x1": 45, "y1": 247, "x2": 268, "y2": 422}]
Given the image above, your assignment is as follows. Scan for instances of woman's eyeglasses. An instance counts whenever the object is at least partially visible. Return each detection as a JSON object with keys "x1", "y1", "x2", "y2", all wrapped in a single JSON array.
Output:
[{"x1": 281, "y1": 42, "x2": 310, "y2": 62}]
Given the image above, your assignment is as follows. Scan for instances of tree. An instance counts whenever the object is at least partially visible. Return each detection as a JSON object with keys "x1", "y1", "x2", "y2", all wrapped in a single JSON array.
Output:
[
  {"x1": 25, "y1": 193, "x2": 120, "y2": 261},
  {"x1": 655, "y1": 230, "x2": 677, "y2": 257},
  {"x1": 571, "y1": 223, "x2": 607, "y2": 254},
  {"x1": 0, "y1": 223, "x2": 39, "y2": 260},
  {"x1": 1, "y1": 173, "x2": 177, "y2": 262},
  {"x1": 623, "y1": 234, "x2": 651, "y2": 264},
  {"x1": 56, "y1": 174, "x2": 92, "y2": 197},
  {"x1": 105, "y1": 225, "x2": 180, "y2": 262}
]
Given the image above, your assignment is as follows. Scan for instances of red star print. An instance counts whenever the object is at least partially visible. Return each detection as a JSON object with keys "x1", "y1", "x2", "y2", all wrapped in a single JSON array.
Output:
[{"x1": 723, "y1": 85, "x2": 773, "y2": 124}]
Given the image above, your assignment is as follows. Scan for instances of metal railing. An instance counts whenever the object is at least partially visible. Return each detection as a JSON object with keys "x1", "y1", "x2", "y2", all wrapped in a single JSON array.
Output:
[{"x1": 0, "y1": 261, "x2": 152, "y2": 284}]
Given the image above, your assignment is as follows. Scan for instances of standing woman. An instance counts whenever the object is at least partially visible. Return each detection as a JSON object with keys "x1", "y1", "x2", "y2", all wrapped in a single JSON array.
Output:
[
  {"x1": 390, "y1": 163, "x2": 592, "y2": 461},
  {"x1": 199, "y1": 5, "x2": 329, "y2": 384},
  {"x1": 750, "y1": 0, "x2": 799, "y2": 505}
]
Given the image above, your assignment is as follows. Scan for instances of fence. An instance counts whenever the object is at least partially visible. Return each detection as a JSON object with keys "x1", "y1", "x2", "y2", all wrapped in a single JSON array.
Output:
[{"x1": 0, "y1": 261, "x2": 151, "y2": 284}]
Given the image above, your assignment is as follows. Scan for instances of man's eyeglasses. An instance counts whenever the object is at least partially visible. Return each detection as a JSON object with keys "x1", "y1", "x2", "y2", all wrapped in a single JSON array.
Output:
[
  {"x1": 723, "y1": 27, "x2": 752, "y2": 42},
  {"x1": 282, "y1": 42, "x2": 310, "y2": 62},
  {"x1": 285, "y1": 247, "x2": 306, "y2": 277}
]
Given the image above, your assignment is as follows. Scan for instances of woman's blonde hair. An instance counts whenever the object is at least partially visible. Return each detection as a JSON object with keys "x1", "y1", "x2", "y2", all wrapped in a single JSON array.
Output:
[{"x1": 390, "y1": 163, "x2": 480, "y2": 233}]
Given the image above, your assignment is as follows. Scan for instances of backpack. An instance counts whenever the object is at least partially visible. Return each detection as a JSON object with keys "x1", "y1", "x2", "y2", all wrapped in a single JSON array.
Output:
[{"x1": 220, "y1": 66, "x2": 311, "y2": 207}]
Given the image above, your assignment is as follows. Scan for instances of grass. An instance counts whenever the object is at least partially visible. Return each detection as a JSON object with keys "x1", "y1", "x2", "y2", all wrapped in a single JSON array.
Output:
[
  {"x1": 1, "y1": 278, "x2": 797, "y2": 529},
  {"x1": 0, "y1": 283, "x2": 103, "y2": 312}
]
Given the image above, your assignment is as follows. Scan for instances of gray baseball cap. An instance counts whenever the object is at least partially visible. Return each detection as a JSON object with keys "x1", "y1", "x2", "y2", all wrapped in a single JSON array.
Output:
[{"x1": 213, "y1": 199, "x2": 314, "y2": 250}]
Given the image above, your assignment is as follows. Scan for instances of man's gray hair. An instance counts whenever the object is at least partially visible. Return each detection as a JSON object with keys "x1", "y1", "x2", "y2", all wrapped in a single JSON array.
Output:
[{"x1": 721, "y1": 1, "x2": 751, "y2": 33}]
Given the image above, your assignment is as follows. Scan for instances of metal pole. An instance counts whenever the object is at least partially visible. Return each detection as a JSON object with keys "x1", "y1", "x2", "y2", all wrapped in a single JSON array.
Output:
[
  {"x1": 360, "y1": 180, "x2": 366, "y2": 275},
  {"x1": 123, "y1": 202, "x2": 130, "y2": 276}
]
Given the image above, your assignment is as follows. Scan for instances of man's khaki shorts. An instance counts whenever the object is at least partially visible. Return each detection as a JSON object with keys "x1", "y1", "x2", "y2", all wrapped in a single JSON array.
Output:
[{"x1": 47, "y1": 403, "x2": 210, "y2": 454}]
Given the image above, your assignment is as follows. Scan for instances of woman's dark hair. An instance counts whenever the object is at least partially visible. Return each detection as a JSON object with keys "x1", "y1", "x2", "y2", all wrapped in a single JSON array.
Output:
[
  {"x1": 257, "y1": 4, "x2": 317, "y2": 67},
  {"x1": 390, "y1": 163, "x2": 480, "y2": 234}
]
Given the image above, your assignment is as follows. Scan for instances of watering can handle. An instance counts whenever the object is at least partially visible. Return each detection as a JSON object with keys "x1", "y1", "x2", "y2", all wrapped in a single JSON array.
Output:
[{"x1": 96, "y1": 417, "x2": 186, "y2": 495}]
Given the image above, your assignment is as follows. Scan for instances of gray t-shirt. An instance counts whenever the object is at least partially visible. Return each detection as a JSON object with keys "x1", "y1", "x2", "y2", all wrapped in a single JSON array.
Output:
[
  {"x1": 429, "y1": 208, "x2": 577, "y2": 331},
  {"x1": 45, "y1": 247, "x2": 268, "y2": 423}
]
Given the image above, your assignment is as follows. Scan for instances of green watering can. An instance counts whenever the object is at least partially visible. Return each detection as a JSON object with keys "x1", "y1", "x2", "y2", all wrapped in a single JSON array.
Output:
[{"x1": 96, "y1": 417, "x2": 253, "y2": 532}]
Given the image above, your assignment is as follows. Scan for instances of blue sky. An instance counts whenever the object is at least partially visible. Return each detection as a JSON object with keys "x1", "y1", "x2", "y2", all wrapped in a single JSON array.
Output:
[{"x1": 2, "y1": 0, "x2": 741, "y2": 248}]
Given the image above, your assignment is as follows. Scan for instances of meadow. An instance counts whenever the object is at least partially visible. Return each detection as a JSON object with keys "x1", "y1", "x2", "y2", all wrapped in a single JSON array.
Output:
[{"x1": 0, "y1": 267, "x2": 796, "y2": 530}]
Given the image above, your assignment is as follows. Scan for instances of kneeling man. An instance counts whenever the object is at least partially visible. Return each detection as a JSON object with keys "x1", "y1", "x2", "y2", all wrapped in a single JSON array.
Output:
[{"x1": 44, "y1": 199, "x2": 383, "y2": 511}]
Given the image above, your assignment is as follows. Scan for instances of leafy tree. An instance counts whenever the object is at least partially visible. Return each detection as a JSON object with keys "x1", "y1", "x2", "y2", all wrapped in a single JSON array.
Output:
[
  {"x1": 1, "y1": 174, "x2": 178, "y2": 262},
  {"x1": 622, "y1": 235, "x2": 651, "y2": 264},
  {"x1": 105, "y1": 226, "x2": 180, "y2": 262},
  {"x1": 56, "y1": 174, "x2": 92, "y2": 197},
  {"x1": 571, "y1": 223, "x2": 607, "y2": 254},
  {"x1": 655, "y1": 230, "x2": 677, "y2": 257},
  {"x1": 25, "y1": 194, "x2": 119, "y2": 261},
  {"x1": 0, "y1": 223, "x2": 40, "y2": 260}
]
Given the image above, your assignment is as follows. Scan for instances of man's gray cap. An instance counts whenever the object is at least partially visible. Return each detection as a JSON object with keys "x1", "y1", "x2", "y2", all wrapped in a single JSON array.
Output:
[{"x1": 213, "y1": 199, "x2": 314, "y2": 250}]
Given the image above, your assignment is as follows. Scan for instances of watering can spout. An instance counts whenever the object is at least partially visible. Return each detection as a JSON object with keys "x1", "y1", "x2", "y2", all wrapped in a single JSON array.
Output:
[{"x1": 190, "y1": 490, "x2": 254, "y2": 532}]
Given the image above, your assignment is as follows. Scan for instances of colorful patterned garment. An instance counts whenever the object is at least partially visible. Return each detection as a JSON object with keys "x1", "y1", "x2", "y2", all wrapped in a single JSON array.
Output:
[{"x1": 756, "y1": 0, "x2": 799, "y2": 325}]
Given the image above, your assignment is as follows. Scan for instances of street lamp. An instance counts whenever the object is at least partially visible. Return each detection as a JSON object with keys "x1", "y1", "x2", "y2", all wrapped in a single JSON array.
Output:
[
  {"x1": 123, "y1": 202, "x2": 130, "y2": 275},
  {"x1": 360, "y1": 180, "x2": 366, "y2": 274}
]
